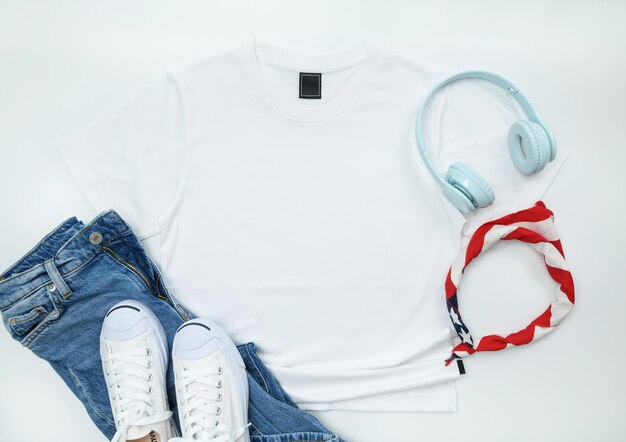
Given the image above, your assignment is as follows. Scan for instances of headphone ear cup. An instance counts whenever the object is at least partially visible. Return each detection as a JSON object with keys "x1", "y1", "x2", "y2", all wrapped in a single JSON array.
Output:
[
  {"x1": 545, "y1": 126, "x2": 557, "y2": 162},
  {"x1": 446, "y1": 162, "x2": 495, "y2": 210},
  {"x1": 508, "y1": 120, "x2": 552, "y2": 174},
  {"x1": 441, "y1": 182, "x2": 478, "y2": 213}
]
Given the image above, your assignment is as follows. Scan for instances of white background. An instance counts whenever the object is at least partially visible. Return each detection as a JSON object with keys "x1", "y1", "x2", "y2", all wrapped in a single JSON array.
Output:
[{"x1": 1, "y1": 1, "x2": 625, "y2": 441}]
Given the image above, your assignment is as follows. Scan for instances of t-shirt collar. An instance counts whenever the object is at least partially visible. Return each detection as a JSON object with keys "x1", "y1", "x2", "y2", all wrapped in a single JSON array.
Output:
[{"x1": 238, "y1": 37, "x2": 386, "y2": 123}]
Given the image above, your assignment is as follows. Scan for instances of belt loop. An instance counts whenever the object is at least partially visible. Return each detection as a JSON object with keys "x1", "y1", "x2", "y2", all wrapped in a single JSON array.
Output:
[{"x1": 43, "y1": 259, "x2": 73, "y2": 299}]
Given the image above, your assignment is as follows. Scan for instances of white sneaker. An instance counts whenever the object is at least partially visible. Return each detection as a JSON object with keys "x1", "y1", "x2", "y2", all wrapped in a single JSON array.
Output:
[
  {"x1": 170, "y1": 319, "x2": 250, "y2": 442},
  {"x1": 100, "y1": 300, "x2": 178, "y2": 442}
]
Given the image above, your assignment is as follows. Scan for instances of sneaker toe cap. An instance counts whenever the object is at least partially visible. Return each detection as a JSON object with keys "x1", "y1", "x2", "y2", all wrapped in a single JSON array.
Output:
[
  {"x1": 173, "y1": 321, "x2": 222, "y2": 359},
  {"x1": 101, "y1": 302, "x2": 152, "y2": 341}
]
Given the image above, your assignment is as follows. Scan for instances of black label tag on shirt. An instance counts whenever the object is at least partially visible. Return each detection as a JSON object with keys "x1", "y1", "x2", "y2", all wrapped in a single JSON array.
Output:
[
  {"x1": 299, "y1": 72, "x2": 322, "y2": 99},
  {"x1": 457, "y1": 359, "x2": 466, "y2": 375}
]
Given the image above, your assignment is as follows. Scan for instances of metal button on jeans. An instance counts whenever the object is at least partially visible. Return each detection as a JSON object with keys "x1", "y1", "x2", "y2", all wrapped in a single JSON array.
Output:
[{"x1": 89, "y1": 231, "x2": 103, "y2": 245}]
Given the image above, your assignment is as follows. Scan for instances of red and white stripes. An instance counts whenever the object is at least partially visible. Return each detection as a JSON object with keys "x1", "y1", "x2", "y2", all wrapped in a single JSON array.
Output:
[{"x1": 444, "y1": 201, "x2": 575, "y2": 366}]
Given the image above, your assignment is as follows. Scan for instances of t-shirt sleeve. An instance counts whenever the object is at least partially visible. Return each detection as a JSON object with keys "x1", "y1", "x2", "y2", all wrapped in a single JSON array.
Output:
[
  {"x1": 59, "y1": 71, "x2": 187, "y2": 239},
  {"x1": 421, "y1": 68, "x2": 569, "y2": 242}
]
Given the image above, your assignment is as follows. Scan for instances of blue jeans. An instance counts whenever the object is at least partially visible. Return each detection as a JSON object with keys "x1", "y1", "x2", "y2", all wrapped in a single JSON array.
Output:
[{"x1": 0, "y1": 210, "x2": 341, "y2": 442}]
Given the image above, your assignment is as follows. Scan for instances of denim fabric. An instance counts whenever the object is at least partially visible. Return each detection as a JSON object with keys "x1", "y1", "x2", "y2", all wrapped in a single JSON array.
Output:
[{"x1": 0, "y1": 210, "x2": 341, "y2": 442}]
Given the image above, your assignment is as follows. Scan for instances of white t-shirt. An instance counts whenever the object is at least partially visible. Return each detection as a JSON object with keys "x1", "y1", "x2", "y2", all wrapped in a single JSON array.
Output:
[{"x1": 59, "y1": 37, "x2": 567, "y2": 412}]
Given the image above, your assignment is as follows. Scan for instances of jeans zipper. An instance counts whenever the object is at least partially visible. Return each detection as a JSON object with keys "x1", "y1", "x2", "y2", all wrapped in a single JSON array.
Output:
[{"x1": 102, "y1": 246, "x2": 151, "y2": 291}]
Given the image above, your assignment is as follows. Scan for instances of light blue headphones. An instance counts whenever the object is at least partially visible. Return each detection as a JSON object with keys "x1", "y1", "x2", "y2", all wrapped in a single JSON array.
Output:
[{"x1": 415, "y1": 70, "x2": 557, "y2": 212}]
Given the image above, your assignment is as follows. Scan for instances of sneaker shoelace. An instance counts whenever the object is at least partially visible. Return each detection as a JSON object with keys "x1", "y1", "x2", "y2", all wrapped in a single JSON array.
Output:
[
  {"x1": 170, "y1": 367, "x2": 249, "y2": 442},
  {"x1": 106, "y1": 347, "x2": 173, "y2": 442}
]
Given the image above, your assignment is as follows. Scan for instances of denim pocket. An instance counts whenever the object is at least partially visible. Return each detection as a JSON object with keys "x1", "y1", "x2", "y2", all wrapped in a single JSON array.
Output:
[
  {"x1": 9, "y1": 305, "x2": 48, "y2": 336},
  {"x1": 1, "y1": 284, "x2": 61, "y2": 346}
]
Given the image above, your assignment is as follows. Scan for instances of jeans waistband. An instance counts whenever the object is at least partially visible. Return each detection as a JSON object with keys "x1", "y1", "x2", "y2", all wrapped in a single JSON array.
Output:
[{"x1": 0, "y1": 210, "x2": 131, "y2": 310}]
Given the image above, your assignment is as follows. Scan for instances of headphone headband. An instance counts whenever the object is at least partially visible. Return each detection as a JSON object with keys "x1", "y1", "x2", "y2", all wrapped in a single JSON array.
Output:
[
  {"x1": 415, "y1": 69, "x2": 556, "y2": 213},
  {"x1": 415, "y1": 70, "x2": 545, "y2": 155}
]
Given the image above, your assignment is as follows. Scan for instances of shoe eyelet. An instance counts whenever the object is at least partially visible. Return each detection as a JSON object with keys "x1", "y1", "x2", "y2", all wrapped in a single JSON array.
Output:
[
  {"x1": 147, "y1": 374, "x2": 153, "y2": 382},
  {"x1": 217, "y1": 393, "x2": 222, "y2": 402},
  {"x1": 217, "y1": 380, "x2": 223, "y2": 388},
  {"x1": 216, "y1": 407, "x2": 222, "y2": 416},
  {"x1": 148, "y1": 387, "x2": 153, "y2": 393},
  {"x1": 146, "y1": 348, "x2": 152, "y2": 356},
  {"x1": 146, "y1": 361, "x2": 152, "y2": 369},
  {"x1": 217, "y1": 366, "x2": 223, "y2": 375}
]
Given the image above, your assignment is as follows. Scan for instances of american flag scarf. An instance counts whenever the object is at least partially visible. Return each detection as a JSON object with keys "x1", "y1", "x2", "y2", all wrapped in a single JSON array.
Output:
[{"x1": 445, "y1": 201, "x2": 575, "y2": 366}]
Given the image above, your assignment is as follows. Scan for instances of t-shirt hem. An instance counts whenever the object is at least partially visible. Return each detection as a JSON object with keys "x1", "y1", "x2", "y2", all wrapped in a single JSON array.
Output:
[{"x1": 266, "y1": 340, "x2": 461, "y2": 413}]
